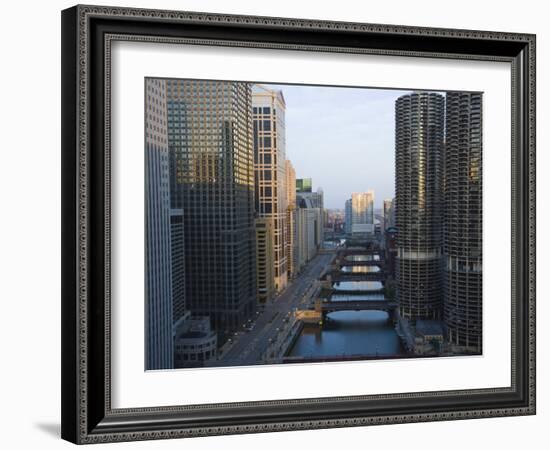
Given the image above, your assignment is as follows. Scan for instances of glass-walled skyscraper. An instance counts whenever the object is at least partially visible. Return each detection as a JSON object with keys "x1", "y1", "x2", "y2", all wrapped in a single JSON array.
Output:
[
  {"x1": 145, "y1": 78, "x2": 173, "y2": 369},
  {"x1": 443, "y1": 92, "x2": 483, "y2": 352},
  {"x1": 296, "y1": 178, "x2": 312, "y2": 193},
  {"x1": 395, "y1": 92, "x2": 445, "y2": 320}
]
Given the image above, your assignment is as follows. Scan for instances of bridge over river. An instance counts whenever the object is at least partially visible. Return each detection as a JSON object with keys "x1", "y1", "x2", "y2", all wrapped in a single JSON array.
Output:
[{"x1": 295, "y1": 244, "x2": 399, "y2": 324}]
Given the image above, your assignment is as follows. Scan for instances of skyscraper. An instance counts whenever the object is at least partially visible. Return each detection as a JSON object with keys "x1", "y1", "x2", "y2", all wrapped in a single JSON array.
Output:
[
  {"x1": 170, "y1": 208, "x2": 186, "y2": 333},
  {"x1": 295, "y1": 199, "x2": 322, "y2": 270},
  {"x1": 255, "y1": 217, "x2": 275, "y2": 303},
  {"x1": 252, "y1": 85, "x2": 288, "y2": 292},
  {"x1": 285, "y1": 159, "x2": 297, "y2": 279},
  {"x1": 344, "y1": 198, "x2": 352, "y2": 235},
  {"x1": 383, "y1": 198, "x2": 394, "y2": 231},
  {"x1": 351, "y1": 191, "x2": 375, "y2": 237},
  {"x1": 166, "y1": 79, "x2": 257, "y2": 336},
  {"x1": 296, "y1": 178, "x2": 312, "y2": 193},
  {"x1": 145, "y1": 78, "x2": 173, "y2": 369},
  {"x1": 297, "y1": 186, "x2": 325, "y2": 239},
  {"x1": 395, "y1": 92, "x2": 445, "y2": 320},
  {"x1": 443, "y1": 92, "x2": 483, "y2": 352}
]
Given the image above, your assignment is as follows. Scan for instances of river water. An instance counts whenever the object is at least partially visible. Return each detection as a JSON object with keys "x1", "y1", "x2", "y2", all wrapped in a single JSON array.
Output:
[
  {"x1": 332, "y1": 280, "x2": 384, "y2": 291},
  {"x1": 288, "y1": 311, "x2": 402, "y2": 358},
  {"x1": 341, "y1": 265, "x2": 380, "y2": 273},
  {"x1": 288, "y1": 269, "x2": 404, "y2": 359}
]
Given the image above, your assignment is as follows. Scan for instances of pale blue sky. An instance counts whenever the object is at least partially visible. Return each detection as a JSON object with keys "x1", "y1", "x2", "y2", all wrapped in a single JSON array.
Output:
[{"x1": 265, "y1": 83, "x2": 411, "y2": 210}]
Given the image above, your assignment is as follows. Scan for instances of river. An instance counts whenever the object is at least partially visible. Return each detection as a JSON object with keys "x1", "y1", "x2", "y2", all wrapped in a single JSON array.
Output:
[{"x1": 288, "y1": 269, "x2": 404, "y2": 359}]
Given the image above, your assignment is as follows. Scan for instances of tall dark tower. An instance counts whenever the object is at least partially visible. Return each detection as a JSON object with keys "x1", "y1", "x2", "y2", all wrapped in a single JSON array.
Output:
[
  {"x1": 395, "y1": 92, "x2": 445, "y2": 320},
  {"x1": 166, "y1": 79, "x2": 257, "y2": 337},
  {"x1": 443, "y1": 92, "x2": 483, "y2": 352}
]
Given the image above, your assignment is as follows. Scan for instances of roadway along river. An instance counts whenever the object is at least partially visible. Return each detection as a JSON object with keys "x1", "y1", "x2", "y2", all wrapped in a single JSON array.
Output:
[{"x1": 217, "y1": 251, "x2": 335, "y2": 366}]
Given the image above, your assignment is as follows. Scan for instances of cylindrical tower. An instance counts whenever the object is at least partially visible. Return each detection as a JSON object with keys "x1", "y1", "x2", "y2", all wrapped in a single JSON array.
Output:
[
  {"x1": 443, "y1": 92, "x2": 483, "y2": 352},
  {"x1": 395, "y1": 92, "x2": 445, "y2": 320}
]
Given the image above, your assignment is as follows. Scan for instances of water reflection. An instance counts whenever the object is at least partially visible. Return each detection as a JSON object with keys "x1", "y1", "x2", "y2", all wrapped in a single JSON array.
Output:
[
  {"x1": 288, "y1": 311, "x2": 402, "y2": 358},
  {"x1": 345, "y1": 254, "x2": 380, "y2": 262},
  {"x1": 332, "y1": 281, "x2": 384, "y2": 291},
  {"x1": 331, "y1": 293, "x2": 386, "y2": 301},
  {"x1": 341, "y1": 265, "x2": 380, "y2": 273}
]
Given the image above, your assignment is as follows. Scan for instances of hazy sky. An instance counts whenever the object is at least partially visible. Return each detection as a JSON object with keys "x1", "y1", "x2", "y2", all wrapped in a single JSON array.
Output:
[{"x1": 265, "y1": 83, "x2": 411, "y2": 210}]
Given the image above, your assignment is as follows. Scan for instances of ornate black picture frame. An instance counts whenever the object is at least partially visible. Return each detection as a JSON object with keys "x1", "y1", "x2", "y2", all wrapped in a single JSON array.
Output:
[{"x1": 61, "y1": 4, "x2": 536, "y2": 444}]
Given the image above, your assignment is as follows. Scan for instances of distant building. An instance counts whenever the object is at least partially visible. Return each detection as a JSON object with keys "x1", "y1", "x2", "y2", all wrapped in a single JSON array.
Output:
[
  {"x1": 253, "y1": 85, "x2": 288, "y2": 293},
  {"x1": 395, "y1": 92, "x2": 445, "y2": 321},
  {"x1": 443, "y1": 92, "x2": 483, "y2": 352},
  {"x1": 296, "y1": 208, "x2": 319, "y2": 269},
  {"x1": 297, "y1": 188, "x2": 324, "y2": 209},
  {"x1": 327, "y1": 209, "x2": 345, "y2": 234},
  {"x1": 296, "y1": 178, "x2": 312, "y2": 193},
  {"x1": 383, "y1": 198, "x2": 395, "y2": 231},
  {"x1": 351, "y1": 191, "x2": 375, "y2": 238},
  {"x1": 295, "y1": 195, "x2": 322, "y2": 270},
  {"x1": 285, "y1": 160, "x2": 298, "y2": 279},
  {"x1": 297, "y1": 187, "x2": 325, "y2": 239},
  {"x1": 344, "y1": 198, "x2": 352, "y2": 235}
]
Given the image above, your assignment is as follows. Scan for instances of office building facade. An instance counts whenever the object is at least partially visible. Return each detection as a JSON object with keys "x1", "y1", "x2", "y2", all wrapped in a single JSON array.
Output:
[
  {"x1": 255, "y1": 217, "x2": 276, "y2": 303},
  {"x1": 170, "y1": 208, "x2": 187, "y2": 334},
  {"x1": 285, "y1": 159, "x2": 297, "y2": 279},
  {"x1": 166, "y1": 79, "x2": 257, "y2": 337},
  {"x1": 295, "y1": 206, "x2": 320, "y2": 269},
  {"x1": 145, "y1": 78, "x2": 174, "y2": 369},
  {"x1": 351, "y1": 191, "x2": 375, "y2": 237},
  {"x1": 252, "y1": 85, "x2": 288, "y2": 292}
]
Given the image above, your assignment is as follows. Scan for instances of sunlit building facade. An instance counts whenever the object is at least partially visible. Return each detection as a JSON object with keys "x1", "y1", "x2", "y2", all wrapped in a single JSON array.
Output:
[
  {"x1": 252, "y1": 85, "x2": 288, "y2": 292},
  {"x1": 351, "y1": 191, "x2": 375, "y2": 237},
  {"x1": 285, "y1": 160, "x2": 297, "y2": 279},
  {"x1": 296, "y1": 178, "x2": 312, "y2": 193}
]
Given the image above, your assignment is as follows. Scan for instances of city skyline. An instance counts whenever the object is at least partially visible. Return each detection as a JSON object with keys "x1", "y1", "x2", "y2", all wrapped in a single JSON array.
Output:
[
  {"x1": 145, "y1": 78, "x2": 483, "y2": 370},
  {"x1": 267, "y1": 83, "x2": 410, "y2": 209}
]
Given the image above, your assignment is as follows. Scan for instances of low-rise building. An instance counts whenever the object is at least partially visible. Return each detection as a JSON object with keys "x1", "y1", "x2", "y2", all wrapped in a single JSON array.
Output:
[{"x1": 174, "y1": 315, "x2": 218, "y2": 368}]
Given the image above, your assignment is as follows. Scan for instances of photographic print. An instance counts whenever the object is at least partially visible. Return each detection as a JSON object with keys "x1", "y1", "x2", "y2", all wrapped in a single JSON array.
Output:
[
  {"x1": 61, "y1": 6, "x2": 536, "y2": 442},
  {"x1": 145, "y1": 79, "x2": 482, "y2": 370}
]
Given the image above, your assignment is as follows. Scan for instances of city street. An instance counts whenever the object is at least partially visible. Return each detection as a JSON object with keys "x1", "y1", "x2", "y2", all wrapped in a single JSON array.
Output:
[{"x1": 218, "y1": 251, "x2": 334, "y2": 366}]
